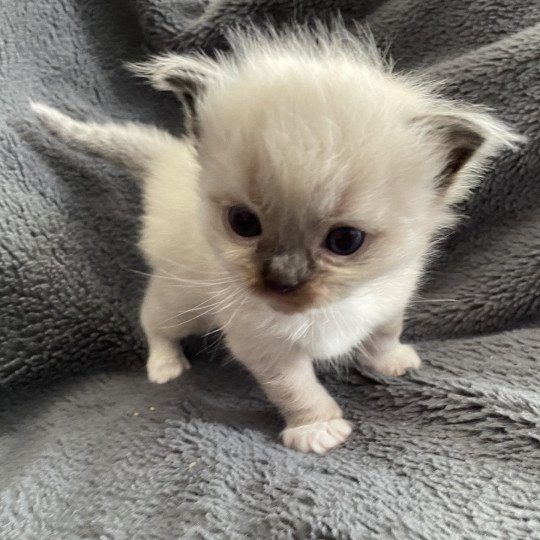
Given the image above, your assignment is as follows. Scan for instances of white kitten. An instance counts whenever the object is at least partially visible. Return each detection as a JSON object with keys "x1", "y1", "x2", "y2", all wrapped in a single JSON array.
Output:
[{"x1": 32, "y1": 25, "x2": 522, "y2": 454}]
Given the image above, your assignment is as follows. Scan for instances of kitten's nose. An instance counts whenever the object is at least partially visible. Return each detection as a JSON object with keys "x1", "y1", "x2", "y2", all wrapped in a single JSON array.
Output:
[{"x1": 261, "y1": 252, "x2": 309, "y2": 294}]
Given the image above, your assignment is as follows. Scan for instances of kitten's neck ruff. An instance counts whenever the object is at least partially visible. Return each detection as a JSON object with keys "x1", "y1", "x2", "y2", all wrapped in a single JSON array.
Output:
[{"x1": 213, "y1": 268, "x2": 416, "y2": 361}]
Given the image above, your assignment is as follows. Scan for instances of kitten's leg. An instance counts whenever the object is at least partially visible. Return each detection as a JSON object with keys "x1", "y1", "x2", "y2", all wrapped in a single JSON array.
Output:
[
  {"x1": 361, "y1": 317, "x2": 421, "y2": 376},
  {"x1": 226, "y1": 335, "x2": 351, "y2": 454},
  {"x1": 144, "y1": 329, "x2": 189, "y2": 384},
  {"x1": 31, "y1": 102, "x2": 179, "y2": 175},
  {"x1": 140, "y1": 277, "x2": 210, "y2": 384}
]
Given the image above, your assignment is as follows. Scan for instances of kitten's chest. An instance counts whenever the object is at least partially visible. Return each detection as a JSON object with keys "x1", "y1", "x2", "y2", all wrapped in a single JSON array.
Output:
[
  {"x1": 292, "y1": 307, "x2": 373, "y2": 360},
  {"x1": 227, "y1": 294, "x2": 385, "y2": 361}
]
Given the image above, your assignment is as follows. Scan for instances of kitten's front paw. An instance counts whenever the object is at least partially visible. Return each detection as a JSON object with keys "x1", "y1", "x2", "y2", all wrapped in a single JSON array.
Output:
[
  {"x1": 147, "y1": 356, "x2": 189, "y2": 384},
  {"x1": 372, "y1": 344, "x2": 421, "y2": 376},
  {"x1": 281, "y1": 419, "x2": 352, "y2": 454}
]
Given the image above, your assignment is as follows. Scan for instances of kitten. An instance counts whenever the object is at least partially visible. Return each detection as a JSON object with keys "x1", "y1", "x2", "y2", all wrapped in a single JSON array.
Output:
[{"x1": 32, "y1": 25, "x2": 522, "y2": 454}]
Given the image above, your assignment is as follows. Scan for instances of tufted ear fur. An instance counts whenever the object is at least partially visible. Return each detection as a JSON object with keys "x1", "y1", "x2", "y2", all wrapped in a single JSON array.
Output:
[
  {"x1": 415, "y1": 109, "x2": 525, "y2": 205},
  {"x1": 128, "y1": 53, "x2": 219, "y2": 136}
]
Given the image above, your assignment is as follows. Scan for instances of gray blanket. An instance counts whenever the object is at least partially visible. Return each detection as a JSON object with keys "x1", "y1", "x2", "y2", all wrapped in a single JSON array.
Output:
[{"x1": 1, "y1": 0, "x2": 539, "y2": 538}]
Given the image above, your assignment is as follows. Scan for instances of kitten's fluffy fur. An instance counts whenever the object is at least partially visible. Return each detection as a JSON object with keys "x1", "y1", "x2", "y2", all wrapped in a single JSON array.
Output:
[{"x1": 32, "y1": 25, "x2": 522, "y2": 454}]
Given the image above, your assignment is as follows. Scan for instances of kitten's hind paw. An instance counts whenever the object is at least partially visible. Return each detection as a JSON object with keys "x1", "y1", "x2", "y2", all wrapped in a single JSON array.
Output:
[
  {"x1": 146, "y1": 355, "x2": 189, "y2": 384},
  {"x1": 281, "y1": 419, "x2": 352, "y2": 454}
]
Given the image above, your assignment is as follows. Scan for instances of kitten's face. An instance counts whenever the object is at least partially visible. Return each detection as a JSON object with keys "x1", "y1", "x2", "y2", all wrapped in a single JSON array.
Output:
[{"x1": 196, "y1": 72, "x2": 450, "y2": 314}]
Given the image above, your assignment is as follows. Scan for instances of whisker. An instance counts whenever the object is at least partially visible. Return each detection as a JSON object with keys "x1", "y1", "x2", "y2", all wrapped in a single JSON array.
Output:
[
  {"x1": 128, "y1": 267, "x2": 156, "y2": 279},
  {"x1": 151, "y1": 254, "x2": 229, "y2": 276},
  {"x1": 129, "y1": 267, "x2": 243, "y2": 289},
  {"x1": 158, "y1": 288, "x2": 238, "y2": 325},
  {"x1": 220, "y1": 294, "x2": 248, "y2": 332},
  {"x1": 158, "y1": 268, "x2": 241, "y2": 285},
  {"x1": 129, "y1": 265, "x2": 231, "y2": 282},
  {"x1": 196, "y1": 333, "x2": 224, "y2": 358},
  {"x1": 171, "y1": 279, "x2": 243, "y2": 288},
  {"x1": 194, "y1": 293, "x2": 248, "y2": 356},
  {"x1": 201, "y1": 326, "x2": 227, "y2": 339},
  {"x1": 192, "y1": 292, "x2": 247, "y2": 359},
  {"x1": 159, "y1": 294, "x2": 240, "y2": 330}
]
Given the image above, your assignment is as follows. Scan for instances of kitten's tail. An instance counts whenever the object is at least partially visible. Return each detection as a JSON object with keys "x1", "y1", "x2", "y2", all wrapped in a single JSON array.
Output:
[{"x1": 30, "y1": 102, "x2": 180, "y2": 176}]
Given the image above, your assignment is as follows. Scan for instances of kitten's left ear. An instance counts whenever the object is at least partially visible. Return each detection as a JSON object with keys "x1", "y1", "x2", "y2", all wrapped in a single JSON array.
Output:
[
  {"x1": 416, "y1": 109, "x2": 525, "y2": 204},
  {"x1": 128, "y1": 53, "x2": 219, "y2": 135}
]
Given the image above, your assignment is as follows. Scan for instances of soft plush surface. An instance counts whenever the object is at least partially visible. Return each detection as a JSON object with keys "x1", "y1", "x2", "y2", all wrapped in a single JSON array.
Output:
[{"x1": 1, "y1": 0, "x2": 539, "y2": 538}]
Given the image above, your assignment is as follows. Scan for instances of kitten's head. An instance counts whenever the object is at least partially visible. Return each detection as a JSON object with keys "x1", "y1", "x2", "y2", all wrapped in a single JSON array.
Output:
[{"x1": 137, "y1": 26, "x2": 523, "y2": 314}]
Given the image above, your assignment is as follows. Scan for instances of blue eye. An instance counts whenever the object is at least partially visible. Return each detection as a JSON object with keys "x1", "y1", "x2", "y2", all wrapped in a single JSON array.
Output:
[
  {"x1": 325, "y1": 227, "x2": 365, "y2": 255},
  {"x1": 228, "y1": 206, "x2": 262, "y2": 237}
]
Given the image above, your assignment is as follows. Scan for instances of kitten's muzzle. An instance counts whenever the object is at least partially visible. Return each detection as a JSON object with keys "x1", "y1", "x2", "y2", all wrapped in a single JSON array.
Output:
[{"x1": 260, "y1": 252, "x2": 311, "y2": 294}]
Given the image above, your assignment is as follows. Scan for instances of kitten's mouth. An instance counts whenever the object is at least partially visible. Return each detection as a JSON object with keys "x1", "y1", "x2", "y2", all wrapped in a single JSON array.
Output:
[
  {"x1": 256, "y1": 284, "x2": 316, "y2": 314},
  {"x1": 245, "y1": 273, "x2": 322, "y2": 314}
]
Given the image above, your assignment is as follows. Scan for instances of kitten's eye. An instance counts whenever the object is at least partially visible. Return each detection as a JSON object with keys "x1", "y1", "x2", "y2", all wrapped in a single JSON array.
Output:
[
  {"x1": 228, "y1": 206, "x2": 262, "y2": 237},
  {"x1": 325, "y1": 227, "x2": 365, "y2": 256}
]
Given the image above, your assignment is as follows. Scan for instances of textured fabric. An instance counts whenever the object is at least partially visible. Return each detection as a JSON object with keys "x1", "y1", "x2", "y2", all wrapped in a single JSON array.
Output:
[{"x1": 1, "y1": 0, "x2": 539, "y2": 537}]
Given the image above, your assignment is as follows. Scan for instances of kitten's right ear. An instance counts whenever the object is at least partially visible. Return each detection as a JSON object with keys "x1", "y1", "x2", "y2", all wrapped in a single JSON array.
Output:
[{"x1": 127, "y1": 54, "x2": 219, "y2": 135}]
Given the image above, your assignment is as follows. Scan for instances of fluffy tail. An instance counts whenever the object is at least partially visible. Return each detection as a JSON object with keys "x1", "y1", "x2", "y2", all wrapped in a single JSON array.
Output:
[{"x1": 31, "y1": 102, "x2": 179, "y2": 175}]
